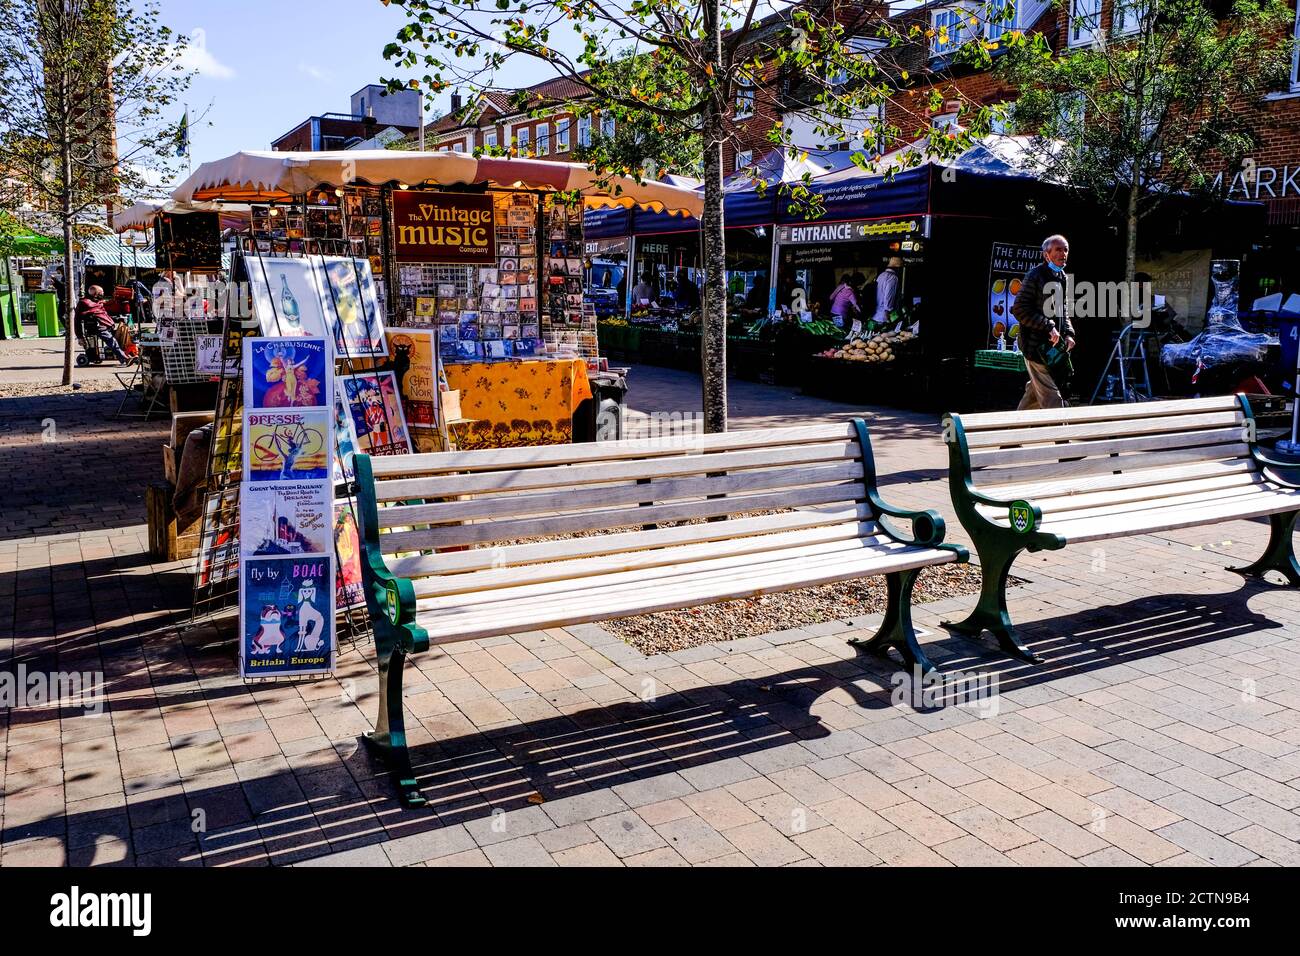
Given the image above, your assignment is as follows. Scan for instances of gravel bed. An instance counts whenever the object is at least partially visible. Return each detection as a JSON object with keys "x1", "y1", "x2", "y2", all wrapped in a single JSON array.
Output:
[
  {"x1": 0, "y1": 378, "x2": 126, "y2": 399},
  {"x1": 602, "y1": 561, "x2": 1009, "y2": 656}
]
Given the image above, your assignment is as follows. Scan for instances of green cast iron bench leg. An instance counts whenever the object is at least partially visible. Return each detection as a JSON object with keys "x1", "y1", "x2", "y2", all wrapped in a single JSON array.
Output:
[
  {"x1": 1230, "y1": 509, "x2": 1300, "y2": 587},
  {"x1": 849, "y1": 566, "x2": 940, "y2": 675},
  {"x1": 941, "y1": 542, "x2": 1042, "y2": 664}
]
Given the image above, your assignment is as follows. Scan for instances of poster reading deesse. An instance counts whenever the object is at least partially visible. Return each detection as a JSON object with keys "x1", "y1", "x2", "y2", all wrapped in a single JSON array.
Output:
[
  {"x1": 392, "y1": 191, "x2": 496, "y2": 263},
  {"x1": 988, "y1": 242, "x2": 1041, "y2": 348}
]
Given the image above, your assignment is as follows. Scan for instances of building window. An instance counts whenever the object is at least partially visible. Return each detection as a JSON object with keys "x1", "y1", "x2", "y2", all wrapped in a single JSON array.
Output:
[
  {"x1": 515, "y1": 126, "x2": 530, "y2": 153},
  {"x1": 1070, "y1": 0, "x2": 1103, "y2": 47},
  {"x1": 484, "y1": 130, "x2": 497, "y2": 149},
  {"x1": 577, "y1": 115, "x2": 592, "y2": 147},
  {"x1": 600, "y1": 113, "x2": 615, "y2": 139},
  {"x1": 734, "y1": 79, "x2": 755, "y2": 120},
  {"x1": 1291, "y1": 9, "x2": 1300, "y2": 91},
  {"x1": 1111, "y1": 0, "x2": 1148, "y2": 36},
  {"x1": 556, "y1": 118, "x2": 570, "y2": 152},
  {"x1": 735, "y1": 149, "x2": 753, "y2": 172},
  {"x1": 536, "y1": 123, "x2": 551, "y2": 155},
  {"x1": 985, "y1": 0, "x2": 1016, "y2": 42},
  {"x1": 930, "y1": 9, "x2": 966, "y2": 59}
]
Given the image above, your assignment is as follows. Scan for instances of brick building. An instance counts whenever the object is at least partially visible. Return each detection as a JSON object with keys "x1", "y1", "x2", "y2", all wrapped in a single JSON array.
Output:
[
  {"x1": 424, "y1": 77, "x2": 606, "y2": 159},
  {"x1": 271, "y1": 85, "x2": 421, "y2": 151}
]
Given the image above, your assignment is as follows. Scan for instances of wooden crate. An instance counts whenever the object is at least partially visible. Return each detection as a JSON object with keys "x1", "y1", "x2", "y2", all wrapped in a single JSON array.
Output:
[{"x1": 145, "y1": 481, "x2": 201, "y2": 561}]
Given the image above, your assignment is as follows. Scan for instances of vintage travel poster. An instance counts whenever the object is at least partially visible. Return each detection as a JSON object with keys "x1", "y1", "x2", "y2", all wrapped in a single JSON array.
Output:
[
  {"x1": 245, "y1": 409, "x2": 331, "y2": 482},
  {"x1": 386, "y1": 328, "x2": 441, "y2": 429},
  {"x1": 244, "y1": 337, "x2": 329, "y2": 409},
  {"x1": 241, "y1": 482, "x2": 332, "y2": 558},
  {"x1": 246, "y1": 256, "x2": 332, "y2": 339},
  {"x1": 318, "y1": 256, "x2": 388, "y2": 357},
  {"x1": 240, "y1": 556, "x2": 335, "y2": 677},
  {"x1": 336, "y1": 371, "x2": 412, "y2": 457}
]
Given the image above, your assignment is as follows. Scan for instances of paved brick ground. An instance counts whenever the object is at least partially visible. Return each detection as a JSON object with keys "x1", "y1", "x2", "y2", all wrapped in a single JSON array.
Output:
[{"x1": 3, "y1": 346, "x2": 1300, "y2": 867}]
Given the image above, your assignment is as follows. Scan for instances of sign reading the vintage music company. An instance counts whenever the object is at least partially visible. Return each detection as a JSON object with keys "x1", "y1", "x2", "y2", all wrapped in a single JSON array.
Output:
[{"x1": 391, "y1": 191, "x2": 496, "y2": 263}]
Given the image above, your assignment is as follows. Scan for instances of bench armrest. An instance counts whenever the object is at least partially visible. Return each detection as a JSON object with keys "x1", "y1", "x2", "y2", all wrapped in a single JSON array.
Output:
[
  {"x1": 868, "y1": 488, "x2": 949, "y2": 548},
  {"x1": 353, "y1": 454, "x2": 430, "y2": 655},
  {"x1": 1251, "y1": 450, "x2": 1300, "y2": 489}
]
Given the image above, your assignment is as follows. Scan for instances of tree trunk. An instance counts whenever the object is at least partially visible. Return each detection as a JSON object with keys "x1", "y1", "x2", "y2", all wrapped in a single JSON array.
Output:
[
  {"x1": 1124, "y1": 180, "x2": 1139, "y2": 285},
  {"x1": 699, "y1": 0, "x2": 727, "y2": 434},
  {"x1": 60, "y1": 91, "x2": 75, "y2": 385}
]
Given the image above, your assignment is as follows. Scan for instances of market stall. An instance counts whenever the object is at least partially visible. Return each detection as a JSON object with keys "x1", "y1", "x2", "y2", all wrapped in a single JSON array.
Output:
[{"x1": 159, "y1": 151, "x2": 699, "y2": 677}]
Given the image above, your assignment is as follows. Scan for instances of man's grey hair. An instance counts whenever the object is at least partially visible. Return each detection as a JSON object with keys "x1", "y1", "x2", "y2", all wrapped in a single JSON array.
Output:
[{"x1": 1042, "y1": 234, "x2": 1069, "y2": 252}]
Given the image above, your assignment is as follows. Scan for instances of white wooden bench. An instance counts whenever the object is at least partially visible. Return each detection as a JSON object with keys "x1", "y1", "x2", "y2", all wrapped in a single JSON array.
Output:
[
  {"x1": 945, "y1": 395, "x2": 1300, "y2": 662},
  {"x1": 353, "y1": 420, "x2": 965, "y2": 806}
]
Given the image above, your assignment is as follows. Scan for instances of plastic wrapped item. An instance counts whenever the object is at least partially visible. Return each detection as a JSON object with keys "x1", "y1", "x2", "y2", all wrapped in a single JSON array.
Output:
[
  {"x1": 1161, "y1": 322, "x2": 1272, "y2": 371},
  {"x1": 1161, "y1": 259, "x2": 1272, "y2": 378}
]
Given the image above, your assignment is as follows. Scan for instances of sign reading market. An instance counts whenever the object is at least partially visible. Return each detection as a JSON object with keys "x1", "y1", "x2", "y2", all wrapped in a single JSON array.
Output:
[{"x1": 392, "y1": 190, "x2": 496, "y2": 263}]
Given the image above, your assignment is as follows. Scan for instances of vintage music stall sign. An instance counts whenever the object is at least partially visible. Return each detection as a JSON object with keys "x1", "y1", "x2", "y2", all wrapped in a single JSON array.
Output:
[{"x1": 391, "y1": 191, "x2": 496, "y2": 263}]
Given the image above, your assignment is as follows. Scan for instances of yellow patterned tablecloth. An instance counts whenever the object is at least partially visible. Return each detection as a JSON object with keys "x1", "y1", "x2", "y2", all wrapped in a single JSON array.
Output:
[{"x1": 443, "y1": 359, "x2": 593, "y2": 448}]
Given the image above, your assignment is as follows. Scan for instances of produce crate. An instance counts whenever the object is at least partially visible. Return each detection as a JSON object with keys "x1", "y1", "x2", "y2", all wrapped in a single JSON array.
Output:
[{"x1": 973, "y1": 349, "x2": 1027, "y2": 373}]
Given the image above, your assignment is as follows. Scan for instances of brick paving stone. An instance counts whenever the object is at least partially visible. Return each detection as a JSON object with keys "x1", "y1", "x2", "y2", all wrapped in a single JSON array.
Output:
[
  {"x1": 1155, "y1": 821, "x2": 1259, "y2": 866},
  {"x1": 654, "y1": 816, "x2": 737, "y2": 864},
  {"x1": 722, "y1": 820, "x2": 809, "y2": 867},
  {"x1": 481, "y1": 835, "x2": 557, "y2": 867},
  {"x1": 587, "y1": 810, "x2": 668, "y2": 858},
  {"x1": 934, "y1": 835, "x2": 1015, "y2": 867}
]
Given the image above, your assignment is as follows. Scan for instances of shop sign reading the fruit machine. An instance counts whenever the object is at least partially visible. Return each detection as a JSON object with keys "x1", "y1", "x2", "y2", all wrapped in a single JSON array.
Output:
[
  {"x1": 988, "y1": 241, "x2": 1041, "y2": 348},
  {"x1": 392, "y1": 191, "x2": 496, "y2": 263}
]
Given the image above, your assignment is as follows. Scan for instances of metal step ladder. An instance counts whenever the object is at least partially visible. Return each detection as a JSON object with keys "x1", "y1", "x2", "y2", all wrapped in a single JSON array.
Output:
[{"x1": 1090, "y1": 323, "x2": 1155, "y2": 404}]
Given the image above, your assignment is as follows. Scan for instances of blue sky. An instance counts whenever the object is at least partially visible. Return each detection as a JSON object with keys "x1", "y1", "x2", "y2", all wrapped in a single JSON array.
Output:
[{"x1": 159, "y1": 0, "x2": 551, "y2": 172}]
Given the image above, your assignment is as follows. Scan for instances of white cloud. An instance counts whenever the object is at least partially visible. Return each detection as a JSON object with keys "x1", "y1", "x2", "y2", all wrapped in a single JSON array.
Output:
[
  {"x1": 173, "y1": 42, "x2": 235, "y2": 80},
  {"x1": 298, "y1": 62, "x2": 332, "y2": 82}
]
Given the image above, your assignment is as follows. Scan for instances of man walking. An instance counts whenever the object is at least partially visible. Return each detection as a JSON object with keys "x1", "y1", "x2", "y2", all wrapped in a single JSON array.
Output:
[{"x1": 1011, "y1": 235, "x2": 1076, "y2": 410}]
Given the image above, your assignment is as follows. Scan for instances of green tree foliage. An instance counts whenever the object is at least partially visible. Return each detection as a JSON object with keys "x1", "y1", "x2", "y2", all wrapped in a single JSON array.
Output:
[{"x1": 1001, "y1": 0, "x2": 1295, "y2": 279}]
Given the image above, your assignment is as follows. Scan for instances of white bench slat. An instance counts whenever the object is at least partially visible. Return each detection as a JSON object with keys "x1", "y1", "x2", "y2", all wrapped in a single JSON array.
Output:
[
  {"x1": 385, "y1": 504, "x2": 873, "y2": 579},
  {"x1": 373, "y1": 440, "x2": 861, "y2": 501},
  {"x1": 415, "y1": 533, "x2": 893, "y2": 610},
  {"x1": 369, "y1": 422, "x2": 857, "y2": 477},
  {"x1": 980, "y1": 478, "x2": 1274, "y2": 527},
  {"x1": 414, "y1": 545, "x2": 958, "y2": 643},
  {"x1": 1037, "y1": 488, "x2": 1300, "y2": 543},
  {"x1": 971, "y1": 443, "x2": 1250, "y2": 488},
  {"x1": 377, "y1": 459, "x2": 865, "y2": 529},
  {"x1": 1028, "y1": 472, "x2": 1265, "y2": 515},
  {"x1": 961, "y1": 410, "x2": 1245, "y2": 450},
  {"x1": 982, "y1": 458, "x2": 1257, "y2": 501},
  {"x1": 410, "y1": 521, "x2": 882, "y2": 598},
  {"x1": 969, "y1": 426, "x2": 1246, "y2": 469},
  {"x1": 380, "y1": 482, "x2": 866, "y2": 552},
  {"x1": 957, "y1": 395, "x2": 1240, "y2": 431}
]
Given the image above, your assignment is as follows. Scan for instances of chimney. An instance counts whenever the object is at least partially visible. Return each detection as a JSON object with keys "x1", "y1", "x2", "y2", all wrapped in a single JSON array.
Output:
[{"x1": 451, "y1": 92, "x2": 463, "y2": 114}]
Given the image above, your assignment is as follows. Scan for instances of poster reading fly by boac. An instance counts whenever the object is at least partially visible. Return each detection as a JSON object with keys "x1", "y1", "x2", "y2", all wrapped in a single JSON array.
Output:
[
  {"x1": 241, "y1": 556, "x2": 334, "y2": 675},
  {"x1": 240, "y1": 336, "x2": 336, "y2": 679}
]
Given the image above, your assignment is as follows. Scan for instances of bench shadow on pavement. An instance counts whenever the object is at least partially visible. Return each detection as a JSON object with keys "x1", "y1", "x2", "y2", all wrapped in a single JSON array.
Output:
[{"x1": 12, "y1": 581, "x2": 1289, "y2": 866}]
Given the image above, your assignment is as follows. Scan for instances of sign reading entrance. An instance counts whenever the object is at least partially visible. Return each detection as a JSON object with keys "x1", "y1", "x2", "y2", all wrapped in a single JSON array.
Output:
[{"x1": 392, "y1": 191, "x2": 496, "y2": 263}]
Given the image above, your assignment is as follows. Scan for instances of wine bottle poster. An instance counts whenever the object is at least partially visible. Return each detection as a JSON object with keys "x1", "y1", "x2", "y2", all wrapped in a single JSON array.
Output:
[
  {"x1": 243, "y1": 337, "x2": 329, "y2": 409},
  {"x1": 317, "y1": 256, "x2": 388, "y2": 358},
  {"x1": 240, "y1": 556, "x2": 335, "y2": 677},
  {"x1": 246, "y1": 256, "x2": 332, "y2": 340}
]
